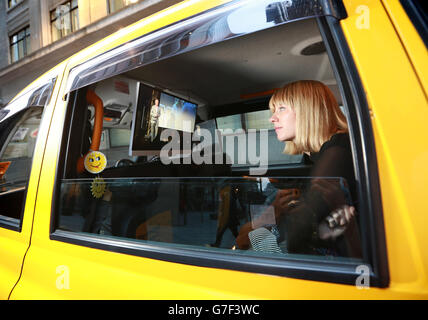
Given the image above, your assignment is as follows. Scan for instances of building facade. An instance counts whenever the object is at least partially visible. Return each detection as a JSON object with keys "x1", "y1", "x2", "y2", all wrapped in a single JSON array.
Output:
[{"x1": 0, "y1": 0, "x2": 181, "y2": 107}]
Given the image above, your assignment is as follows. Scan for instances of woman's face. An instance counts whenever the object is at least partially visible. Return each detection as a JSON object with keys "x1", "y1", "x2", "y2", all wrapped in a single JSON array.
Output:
[{"x1": 269, "y1": 104, "x2": 296, "y2": 142}]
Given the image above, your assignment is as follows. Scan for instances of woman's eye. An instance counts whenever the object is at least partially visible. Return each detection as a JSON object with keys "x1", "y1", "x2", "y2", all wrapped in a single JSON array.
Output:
[{"x1": 278, "y1": 107, "x2": 286, "y2": 112}]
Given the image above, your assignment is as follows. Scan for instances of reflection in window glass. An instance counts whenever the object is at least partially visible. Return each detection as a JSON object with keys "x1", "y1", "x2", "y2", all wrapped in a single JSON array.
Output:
[
  {"x1": 7, "y1": 0, "x2": 23, "y2": 9},
  {"x1": 9, "y1": 27, "x2": 30, "y2": 63},
  {"x1": 0, "y1": 79, "x2": 54, "y2": 227},
  {"x1": 246, "y1": 110, "x2": 274, "y2": 130},
  {"x1": 0, "y1": 108, "x2": 43, "y2": 223},
  {"x1": 57, "y1": 177, "x2": 363, "y2": 261},
  {"x1": 216, "y1": 114, "x2": 242, "y2": 132},
  {"x1": 2, "y1": 109, "x2": 42, "y2": 161},
  {"x1": 108, "y1": 0, "x2": 139, "y2": 14},
  {"x1": 110, "y1": 129, "x2": 131, "y2": 148},
  {"x1": 218, "y1": 110, "x2": 274, "y2": 132},
  {"x1": 216, "y1": 110, "x2": 300, "y2": 167},
  {"x1": 50, "y1": 0, "x2": 79, "y2": 42}
]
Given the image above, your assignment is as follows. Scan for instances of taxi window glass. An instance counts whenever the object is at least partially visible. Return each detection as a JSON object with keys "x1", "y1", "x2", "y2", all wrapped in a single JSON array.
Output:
[
  {"x1": 54, "y1": 17, "x2": 364, "y2": 279},
  {"x1": 0, "y1": 80, "x2": 55, "y2": 229},
  {"x1": 216, "y1": 110, "x2": 303, "y2": 168}
]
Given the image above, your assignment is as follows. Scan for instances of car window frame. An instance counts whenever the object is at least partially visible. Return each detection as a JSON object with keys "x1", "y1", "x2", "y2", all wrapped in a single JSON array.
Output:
[
  {"x1": 0, "y1": 78, "x2": 56, "y2": 231},
  {"x1": 49, "y1": 0, "x2": 388, "y2": 287},
  {"x1": 399, "y1": 0, "x2": 428, "y2": 47},
  {"x1": 62, "y1": 0, "x2": 346, "y2": 97}
]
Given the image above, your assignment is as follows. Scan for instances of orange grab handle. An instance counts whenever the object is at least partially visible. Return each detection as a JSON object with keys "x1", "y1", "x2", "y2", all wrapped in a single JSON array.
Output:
[{"x1": 77, "y1": 89, "x2": 104, "y2": 173}]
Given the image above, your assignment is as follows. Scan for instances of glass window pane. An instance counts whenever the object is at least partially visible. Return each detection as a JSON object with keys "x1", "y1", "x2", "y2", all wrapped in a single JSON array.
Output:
[
  {"x1": 61, "y1": 14, "x2": 72, "y2": 36},
  {"x1": 51, "y1": 22, "x2": 61, "y2": 42},
  {"x1": 25, "y1": 36, "x2": 31, "y2": 55},
  {"x1": 9, "y1": 27, "x2": 30, "y2": 61},
  {"x1": 0, "y1": 108, "x2": 44, "y2": 223},
  {"x1": 246, "y1": 110, "x2": 274, "y2": 130},
  {"x1": 60, "y1": 2, "x2": 71, "y2": 15},
  {"x1": 55, "y1": 14, "x2": 365, "y2": 276},
  {"x1": 109, "y1": 0, "x2": 125, "y2": 13},
  {"x1": 109, "y1": 129, "x2": 131, "y2": 148},
  {"x1": 1, "y1": 80, "x2": 54, "y2": 227},
  {"x1": 10, "y1": 43, "x2": 18, "y2": 63},
  {"x1": 216, "y1": 114, "x2": 242, "y2": 131},
  {"x1": 17, "y1": 30, "x2": 25, "y2": 41},
  {"x1": 18, "y1": 40, "x2": 24, "y2": 59},
  {"x1": 71, "y1": 9, "x2": 79, "y2": 32},
  {"x1": 56, "y1": 176, "x2": 362, "y2": 260},
  {"x1": 51, "y1": 10, "x2": 57, "y2": 21}
]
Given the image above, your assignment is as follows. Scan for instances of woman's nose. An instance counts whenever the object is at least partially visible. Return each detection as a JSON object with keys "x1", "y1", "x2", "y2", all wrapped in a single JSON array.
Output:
[{"x1": 269, "y1": 114, "x2": 277, "y2": 123}]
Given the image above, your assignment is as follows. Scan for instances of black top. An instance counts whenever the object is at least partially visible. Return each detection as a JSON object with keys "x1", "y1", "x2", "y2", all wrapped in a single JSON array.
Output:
[
  {"x1": 309, "y1": 132, "x2": 356, "y2": 203},
  {"x1": 279, "y1": 133, "x2": 358, "y2": 255}
]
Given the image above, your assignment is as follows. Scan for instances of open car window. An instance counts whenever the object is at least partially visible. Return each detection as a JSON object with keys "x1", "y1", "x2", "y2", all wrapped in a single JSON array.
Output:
[{"x1": 53, "y1": 12, "x2": 366, "y2": 283}]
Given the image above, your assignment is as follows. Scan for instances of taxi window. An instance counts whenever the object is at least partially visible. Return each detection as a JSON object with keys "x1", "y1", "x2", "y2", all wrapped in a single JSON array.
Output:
[
  {"x1": 53, "y1": 13, "x2": 371, "y2": 285},
  {"x1": 0, "y1": 79, "x2": 55, "y2": 230}
]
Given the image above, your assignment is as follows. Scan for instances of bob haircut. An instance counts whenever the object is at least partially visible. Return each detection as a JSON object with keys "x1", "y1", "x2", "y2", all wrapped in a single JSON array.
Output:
[{"x1": 269, "y1": 80, "x2": 348, "y2": 155}]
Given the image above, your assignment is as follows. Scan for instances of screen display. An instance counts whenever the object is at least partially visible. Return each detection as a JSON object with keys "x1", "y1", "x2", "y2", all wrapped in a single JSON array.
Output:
[
  {"x1": 130, "y1": 83, "x2": 197, "y2": 156},
  {"x1": 158, "y1": 92, "x2": 197, "y2": 133}
]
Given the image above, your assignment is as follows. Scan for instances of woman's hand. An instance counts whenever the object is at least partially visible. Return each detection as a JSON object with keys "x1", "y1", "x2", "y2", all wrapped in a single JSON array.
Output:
[
  {"x1": 236, "y1": 221, "x2": 253, "y2": 250},
  {"x1": 236, "y1": 188, "x2": 299, "y2": 249},
  {"x1": 318, "y1": 205, "x2": 356, "y2": 240},
  {"x1": 272, "y1": 188, "x2": 300, "y2": 220}
]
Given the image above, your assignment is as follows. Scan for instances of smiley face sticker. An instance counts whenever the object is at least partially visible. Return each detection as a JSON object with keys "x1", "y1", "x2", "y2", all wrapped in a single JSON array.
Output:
[{"x1": 84, "y1": 151, "x2": 107, "y2": 174}]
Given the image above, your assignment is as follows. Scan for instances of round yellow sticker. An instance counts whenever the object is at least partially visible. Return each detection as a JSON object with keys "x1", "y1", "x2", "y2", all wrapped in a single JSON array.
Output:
[
  {"x1": 84, "y1": 151, "x2": 107, "y2": 174},
  {"x1": 91, "y1": 177, "x2": 106, "y2": 199}
]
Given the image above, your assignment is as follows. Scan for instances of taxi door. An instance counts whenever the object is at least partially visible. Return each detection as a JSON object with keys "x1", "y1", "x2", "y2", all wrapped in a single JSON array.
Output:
[{"x1": 0, "y1": 63, "x2": 65, "y2": 299}]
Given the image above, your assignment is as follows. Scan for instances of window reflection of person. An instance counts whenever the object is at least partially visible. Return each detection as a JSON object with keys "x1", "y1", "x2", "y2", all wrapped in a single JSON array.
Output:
[
  {"x1": 149, "y1": 98, "x2": 161, "y2": 142},
  {"x1": 237, "y1": 80, "x2": 361, "y2": 257}
]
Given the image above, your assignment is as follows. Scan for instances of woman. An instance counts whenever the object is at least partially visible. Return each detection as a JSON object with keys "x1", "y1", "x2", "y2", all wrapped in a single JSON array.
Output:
[{"x1": 237, "y1": 80, "x2": 360, "y2": 257}]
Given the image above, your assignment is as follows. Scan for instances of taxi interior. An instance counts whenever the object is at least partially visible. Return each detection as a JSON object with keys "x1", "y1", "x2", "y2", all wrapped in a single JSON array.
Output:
[
  {"x1": 55, "y1": 17, "x2": 357, "y2": 256},
  {"x1": 66, "y1": 19, "x2": 341, "y2": 175}
]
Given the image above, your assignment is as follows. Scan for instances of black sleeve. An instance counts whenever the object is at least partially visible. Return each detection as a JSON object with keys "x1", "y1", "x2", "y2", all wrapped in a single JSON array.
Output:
[{"x1": 280, "y1": 136, "x2": 356, "y2": 254}]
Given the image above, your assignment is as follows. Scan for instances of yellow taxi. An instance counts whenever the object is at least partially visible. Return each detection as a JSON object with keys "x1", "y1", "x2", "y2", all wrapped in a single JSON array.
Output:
[{"x1": 0, "y1": 0, "x2": 427, "y2": 299}]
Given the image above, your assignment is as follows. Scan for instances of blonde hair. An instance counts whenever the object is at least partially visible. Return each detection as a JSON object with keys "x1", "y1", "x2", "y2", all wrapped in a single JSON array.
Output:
[{"x1": 269, "y1": 80, "x2": 348, "y2": 155}]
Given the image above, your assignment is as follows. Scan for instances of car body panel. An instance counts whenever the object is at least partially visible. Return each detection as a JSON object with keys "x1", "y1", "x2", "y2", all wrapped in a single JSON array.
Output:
[
  {"x1": 341, "y1": 0, "x2": 428, "y2": 294},
  {"x1": 0, "y1": 61, "x2": 67, "y2": 299},
  {"x1": 382, "y1": 0, "x2": 428, "y2": 96}
]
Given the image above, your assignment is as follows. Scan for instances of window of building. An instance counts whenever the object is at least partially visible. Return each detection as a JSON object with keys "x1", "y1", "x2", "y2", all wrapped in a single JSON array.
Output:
[
  {"x1": 0, "y1": 79, "x2": 55, "y2": 231},
  {"x1": 51, "y1": 0, "x2": 79, "y2": 42},
  {"x1": 7, "y1": 0, "x2": 23, "y2": 9},
  {"x1": 9, "y1": 26, "x2": 30, "y2": 63},
  {"x1": 107, "y1": 0, "x2": 139, "y2": 14}
]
